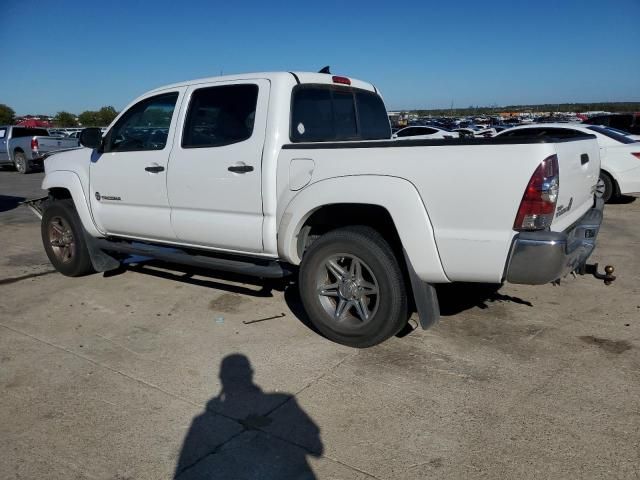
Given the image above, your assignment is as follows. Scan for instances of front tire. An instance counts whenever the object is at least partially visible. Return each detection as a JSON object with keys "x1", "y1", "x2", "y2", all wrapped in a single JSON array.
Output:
[
  {"x1": 14, "y1": 152, "x2": 31, "y2": 174},
  {"x1": 299, "y1": 226, "x2": 408, "y2": 348},
  {"x1": 41, "y1": 199, "x2": 95, "y2": 277}
]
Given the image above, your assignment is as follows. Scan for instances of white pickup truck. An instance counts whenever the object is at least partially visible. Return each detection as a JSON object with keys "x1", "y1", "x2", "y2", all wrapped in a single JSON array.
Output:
[{"x1": 29, "y1": 71, "x2": 608, "y2": 347}]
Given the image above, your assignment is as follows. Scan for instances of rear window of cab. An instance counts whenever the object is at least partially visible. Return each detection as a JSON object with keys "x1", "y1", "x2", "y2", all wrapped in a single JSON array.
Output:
[{"x1": 290, "y1": 85, "x2": 391, "y2": 142}]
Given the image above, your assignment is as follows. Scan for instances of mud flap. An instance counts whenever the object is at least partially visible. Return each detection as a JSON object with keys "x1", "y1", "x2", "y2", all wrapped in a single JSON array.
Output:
[
  {"x1": 82, "y1": 231, "x2": 121, "y2": 273},
  {"x1": 403, "y1": 249, "x2": 440, "y2": 329}
]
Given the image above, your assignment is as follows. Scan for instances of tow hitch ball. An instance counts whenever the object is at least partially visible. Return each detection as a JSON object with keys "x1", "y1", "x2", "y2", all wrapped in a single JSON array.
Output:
[{"x1": 578, "y1": 263, "x2": 617, "y2": 285}]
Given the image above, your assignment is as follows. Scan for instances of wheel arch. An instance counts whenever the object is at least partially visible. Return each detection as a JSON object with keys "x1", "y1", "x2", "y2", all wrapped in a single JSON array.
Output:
[
  {"x1": 11, "y1": 147, "x2": 24, "y2": 161},
  {"x1": 43, "y1": 170, "x2": 103, "y2": 237},
  {"x1": 278, "y1": 175, "x2": 449, "y2": 283}
]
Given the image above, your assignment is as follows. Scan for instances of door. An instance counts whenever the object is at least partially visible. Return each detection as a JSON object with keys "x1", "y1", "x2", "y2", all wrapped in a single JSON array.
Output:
[
  {"x1": 0, "y1": 128, "x2": 7, "y2": 162},
  {"x1": 89, "y1": 89, "x2": 183, "y2": 240},
  {"x1": 167, "y1": 79, "x2": 269, "y2": 253}
]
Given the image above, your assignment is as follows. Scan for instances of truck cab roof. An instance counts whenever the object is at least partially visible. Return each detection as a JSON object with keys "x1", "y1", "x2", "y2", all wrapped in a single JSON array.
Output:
[{"x1": 145, "y1": 71, "x2": 378, "y2": 95}]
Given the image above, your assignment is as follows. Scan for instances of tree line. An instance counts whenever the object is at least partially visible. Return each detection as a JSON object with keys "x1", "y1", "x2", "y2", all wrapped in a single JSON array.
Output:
[
  {"x1": 412, "y1": 102, "x2": 640, "y2": 117},
  {"x1": 0, "y1": 103, "x2": 119, "y2": 127}
]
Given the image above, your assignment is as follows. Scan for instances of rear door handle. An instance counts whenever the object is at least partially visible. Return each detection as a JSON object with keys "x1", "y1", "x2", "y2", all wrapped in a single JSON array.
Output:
[
  {"x1": 228, "y1": 164, "x2": 254, "y2": 173},
  {"x1": 581, "y1": 154, "x2": 589, "y2": 165},
  {"x1": 145, "y1": 165, "x2": 165, "y2": 173}
]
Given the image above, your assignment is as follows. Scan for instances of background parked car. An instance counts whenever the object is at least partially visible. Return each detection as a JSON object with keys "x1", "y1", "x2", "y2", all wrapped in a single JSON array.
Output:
[
  {"x1": 583, "y1": 113, "x2": 640, "y2": 135},
  {"x1": 393, "y1": 126, "x2": 459, "y2": 140},
  {"x1": 497, "y1": 123, "x2": 640, "y2": 202}
]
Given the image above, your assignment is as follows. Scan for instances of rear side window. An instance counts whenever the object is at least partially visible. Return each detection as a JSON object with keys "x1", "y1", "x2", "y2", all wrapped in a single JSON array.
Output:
[
  {"x1": 291, "y1": 85, "x2": 390, "y2": 142},
  {"x1": 356, "y1": 91, "x2": 392, "y2": 139},
  {"x1": 0, "y1": 129, "x2": 5, "y2": 139},
  {"x1": 183, "y1": 84, "x2": 258, "y2": 148},
  {"x1": 11, "y1": 128, "x2": 49, "y2": 138}
]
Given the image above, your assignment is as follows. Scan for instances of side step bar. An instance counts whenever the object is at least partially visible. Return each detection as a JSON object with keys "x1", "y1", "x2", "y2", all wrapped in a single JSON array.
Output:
[{"x1": 94, "y1": 239, "x2": 294, "y2": 279}]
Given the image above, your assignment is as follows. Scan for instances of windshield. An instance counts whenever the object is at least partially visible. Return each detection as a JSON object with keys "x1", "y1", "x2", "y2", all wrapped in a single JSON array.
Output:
[{"x1": 587, "y1": 125, "x2": 636, "y2": 144}]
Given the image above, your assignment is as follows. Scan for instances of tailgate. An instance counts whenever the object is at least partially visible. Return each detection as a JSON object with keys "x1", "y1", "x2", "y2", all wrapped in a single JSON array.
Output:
[
  {"x1": 36, "y1": 136, "x2": 79, "y2": 152},
  {"x1": 551, "y1": 137, "x2": 600, "y2": 231}
]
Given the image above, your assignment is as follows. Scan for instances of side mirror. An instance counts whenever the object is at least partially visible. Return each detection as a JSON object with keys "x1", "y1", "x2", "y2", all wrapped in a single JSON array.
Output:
[{"x1": 79, "y1": 128, "x2": 103, "y2": 149}]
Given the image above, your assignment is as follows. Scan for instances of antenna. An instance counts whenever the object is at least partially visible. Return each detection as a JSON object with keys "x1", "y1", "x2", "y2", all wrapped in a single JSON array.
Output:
[{"x1": 318, "y1": 66, "x2": 331, "y2": 74}]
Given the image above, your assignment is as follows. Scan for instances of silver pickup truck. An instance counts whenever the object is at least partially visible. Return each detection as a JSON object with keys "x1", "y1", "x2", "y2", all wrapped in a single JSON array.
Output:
[{"x1": 0, "y1": 126, "x2": 79, "y2": 173}]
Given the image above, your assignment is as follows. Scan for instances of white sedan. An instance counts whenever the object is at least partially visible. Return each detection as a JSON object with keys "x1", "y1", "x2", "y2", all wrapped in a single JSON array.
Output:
[
  {"x1": 393, "y1": 126, "x2": 459, "y2": 140},
  {"x1": 496, "y1": 123, "x2": 640, "y2": 202}
]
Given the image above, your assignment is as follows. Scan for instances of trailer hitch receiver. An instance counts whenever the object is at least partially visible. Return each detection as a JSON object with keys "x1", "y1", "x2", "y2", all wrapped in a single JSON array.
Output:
[{"x1": 580, "y1": 263, "x2": 616, "y2": 285}]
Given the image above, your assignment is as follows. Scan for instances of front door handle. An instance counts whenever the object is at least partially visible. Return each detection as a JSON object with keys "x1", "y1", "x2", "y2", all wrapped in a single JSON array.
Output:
[
  {"x1": 581, "y1": 154, "x2": 589, "y2": 165},
  {"x1": 145, "y1": 165, "x2": 165, "y2": 173},
  {"x1": 228, "y1": 164, "x2": 254, "y2": 173}
]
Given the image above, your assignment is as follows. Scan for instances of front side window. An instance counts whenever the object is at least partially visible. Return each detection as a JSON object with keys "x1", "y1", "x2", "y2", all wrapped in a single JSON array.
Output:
[
  {"x1": 103, "y1": 92, "x2": 178, "y2": 153},
  {"x1": 182, "y1": 84, "x2": 258, "y2": 148},
  {"x1": 0, "y1": 129, "x2": 5, "y2": 139}
]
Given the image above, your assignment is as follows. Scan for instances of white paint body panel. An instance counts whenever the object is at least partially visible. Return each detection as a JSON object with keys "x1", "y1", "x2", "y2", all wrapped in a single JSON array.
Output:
[
  {"x1": 167, "y1": 79, "x2": 270, "y2": 252},
  {"x1": 88, "y1": 86, "x2": 187, "y2": 241}
]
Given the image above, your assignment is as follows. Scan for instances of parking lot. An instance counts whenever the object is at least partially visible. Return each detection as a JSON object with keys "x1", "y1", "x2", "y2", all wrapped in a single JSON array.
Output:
[{"x1": 1, "y1": 170, "x2": 639, "y2": 479}]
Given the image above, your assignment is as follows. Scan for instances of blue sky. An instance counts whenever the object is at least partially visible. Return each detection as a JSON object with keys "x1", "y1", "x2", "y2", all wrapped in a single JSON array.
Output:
[{"x1": 1, "y1": 0, "x2": 638, "y2": 114}]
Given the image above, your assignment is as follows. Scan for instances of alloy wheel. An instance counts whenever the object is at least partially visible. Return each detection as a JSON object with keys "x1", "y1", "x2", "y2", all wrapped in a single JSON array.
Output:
[{"x1": 315, "y1": 254, "x2": 380, "y2": 327}]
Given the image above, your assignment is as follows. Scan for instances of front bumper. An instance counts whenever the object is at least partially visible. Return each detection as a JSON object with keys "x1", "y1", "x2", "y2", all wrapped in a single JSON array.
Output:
[{"x1": 505, "y1": 198, "x2": 604, "y2": 285}]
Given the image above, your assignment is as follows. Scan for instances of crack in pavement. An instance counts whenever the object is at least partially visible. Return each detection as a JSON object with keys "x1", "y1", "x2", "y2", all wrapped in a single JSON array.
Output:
[{"x1": 0, "y1": 269, "x2": 57, "y2": 285}]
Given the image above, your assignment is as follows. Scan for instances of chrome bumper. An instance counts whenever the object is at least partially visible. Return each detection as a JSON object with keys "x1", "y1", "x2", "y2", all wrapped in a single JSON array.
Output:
[{"x1": 505, "y1": 198, "x2": 604, "y2": 285}]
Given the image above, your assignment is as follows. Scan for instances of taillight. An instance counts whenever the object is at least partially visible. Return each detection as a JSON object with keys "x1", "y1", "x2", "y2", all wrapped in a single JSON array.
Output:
[
  {"x1": 631, "y1": 152, "x2": 640, "y2": 160},
  {"x1": 31, "y1": 138, "x2": 39, "y2": 151},
  {"x1": 514, "y1": 154, "x2": 559, "y2": 231},
  {"x1": 332, "y1": 75, "x2": 351, "y2": 85}
]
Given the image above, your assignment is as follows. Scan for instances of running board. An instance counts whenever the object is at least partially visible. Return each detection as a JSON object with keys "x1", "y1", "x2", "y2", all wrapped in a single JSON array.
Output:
[{"x1": 94, "y1": 239, "x2": 294, "y2": 279}]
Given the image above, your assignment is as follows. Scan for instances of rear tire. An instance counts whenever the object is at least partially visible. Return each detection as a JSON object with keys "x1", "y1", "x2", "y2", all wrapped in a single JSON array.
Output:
[
  {"x1": 299, "y1": 226, "x2": 408, "y2": 348},
  {"x1": 14, "y1": 152, "x2": 31, "y2": 174},
  {"x1": 41, "y1": 199, "x2": 95, "y2": 277}
]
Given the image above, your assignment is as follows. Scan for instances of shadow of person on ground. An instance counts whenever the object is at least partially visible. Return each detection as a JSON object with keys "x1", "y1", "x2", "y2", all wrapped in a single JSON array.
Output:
[{"x1": 175, "y1": 354, "x2": 323, "y2": 479}]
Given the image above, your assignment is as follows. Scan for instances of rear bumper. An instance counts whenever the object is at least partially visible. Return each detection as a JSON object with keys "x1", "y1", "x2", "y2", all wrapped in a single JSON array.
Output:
[{"x1": 505, "y1": 198, "x2": 604, "y2": 285}]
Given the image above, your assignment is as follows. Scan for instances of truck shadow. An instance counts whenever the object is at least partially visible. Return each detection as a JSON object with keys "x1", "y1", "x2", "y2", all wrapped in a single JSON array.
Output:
[
  {"x1": 435, "y1": 283, "x2": 533, "y2": 316},
  {"x1": 0, "y1": 195, "x2": 26, "y2": 213},
  {"x1": 118, "y1": 260, "x2": 288, "y2": 299},
  {"x1": 609, "y1": 195, "x2": 636, "y2": 204},
  {"x1": 112, "y1": 262, "x2": 531, "y2": 336}
]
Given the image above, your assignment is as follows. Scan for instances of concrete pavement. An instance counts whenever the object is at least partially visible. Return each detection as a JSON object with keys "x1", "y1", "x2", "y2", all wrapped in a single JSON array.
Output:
[{"x1": 1, "y1": 169, "x2": 638, "y2": 479}]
